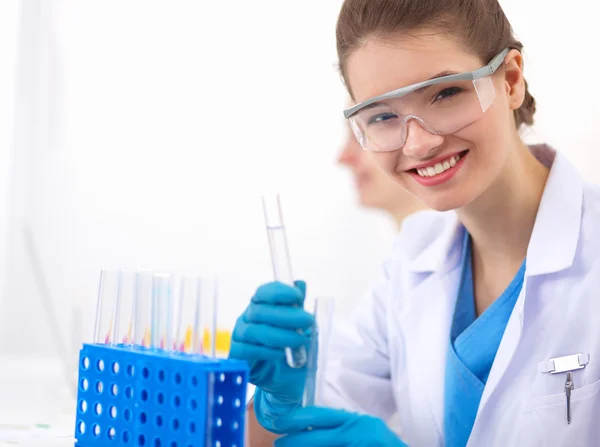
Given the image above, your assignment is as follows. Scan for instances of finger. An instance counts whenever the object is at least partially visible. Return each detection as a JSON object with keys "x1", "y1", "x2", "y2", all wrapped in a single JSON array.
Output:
[
  {"x1": 274, "y1": 407, "x2": 352, "y2": 432},
  {"x1": 228, "y1": 342, "x2": 284, "y2": 362},
  {"x1": 294, "y1": 280, "x2": 306, "y2": 297},
  {"x1": 275, "y1": 431, "x2": 346, "y2": 447},
  {"x1": 252, "y1": 282, "x2": 305, "y2": 306},
  {"x1": 232, "y1": 319, "x2": 308, "y2": 349},
  {"x1": 246, "y1": 303, "x2": 314, "y2": 330}
]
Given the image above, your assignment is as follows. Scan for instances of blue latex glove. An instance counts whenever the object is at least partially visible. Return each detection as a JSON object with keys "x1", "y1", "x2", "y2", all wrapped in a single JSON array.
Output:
[
  {"x1": 228, "y1": 280, "x2": 314, "y2": 432},
  {"x1": 273, "y1": 406, "x2": 409, "y2": 447}
]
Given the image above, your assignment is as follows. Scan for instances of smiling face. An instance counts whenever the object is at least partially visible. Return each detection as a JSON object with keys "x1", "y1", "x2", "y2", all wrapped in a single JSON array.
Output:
[{"x1": 346, "y1": 32, "x2": 524, "y2": 212}]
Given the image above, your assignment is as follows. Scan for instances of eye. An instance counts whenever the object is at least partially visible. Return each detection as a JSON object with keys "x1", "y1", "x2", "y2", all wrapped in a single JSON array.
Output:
[
  {"x1": 433, "y1": 86, "x2": 463, "y2": 103},
  {"x1": 367, "y1": 112, "x2": 398, "y2": 125}
]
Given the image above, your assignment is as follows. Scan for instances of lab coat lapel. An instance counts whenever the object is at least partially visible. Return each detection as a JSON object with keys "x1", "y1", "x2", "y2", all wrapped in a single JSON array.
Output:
[
  {"x1": 404, "y1": 218, "x2": 464, "y2": 443},
  {"x1": 410, "y1": 266, "x2": 462, "y2": 441}
]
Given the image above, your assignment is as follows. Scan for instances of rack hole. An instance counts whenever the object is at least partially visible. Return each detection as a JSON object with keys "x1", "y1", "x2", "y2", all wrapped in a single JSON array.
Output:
[
  {"x1": 95, "y1": 402, "x2": 103, "y2": 415},
  {"x1": 125, "y1": 386, "x2": 134, "y2": 399},
  {"x1": 172, "y1": 395, "x2": 181, "y2": 408},
  {"x1": 157, "y1": 392, "x2": 165, "y2": 405},
  {"x1": 188, "y1": 421, "x2": 196, "y2": 434},
  {"x1": 233, "y1": 398, "x2": 241, "y2": 408},
  {"x1": 158, "y1": 370, "x2": 165, "y2": 382},
  {"x1": 110, "y1": 406, "x2": 117, "y2": 418},
  {"x1": 171, "y1": 418, "x2": 180, "y2": 431},
  {"x1": 153, "y1": 438, "x2": 162, "y2": 447},
  {"x1": 138, "y1": 434, "x2": 146, "y2": 445},
  {"x1": 127, "y1": 364, "x2": 135, "y2": 377},
  {"x1": 174, "y1": 372, "x2": 182, "y2": 385},
  {"x1": 112, "y1": 362, "x2": 120, "y2": 374},
  {"x1": 96, "y1": 381, "x2": 104, "y2": 394},
  {"x1": 108, "y1": 427, "x2": 116, "y2": 440},
  {"x1": 81, "y1": 357, "x2": 90, "y2": 370},
  {"x1": 97, "y1": 359, "x2": 105, "y2": 372},
  {"x1": 78, "y1": 421, "x2": 86, "y2": 434},
  {"x1": 216, "y1": 418, "x2": 222, "y2": 427},
  {"x1": 190, "y1": 376, "x2": 198, "y2": 388},
  {"x1": 111, "y1": 384, "x2": 119, "y2": 396},
  {"x1": 170, "y1": 443, "x2": 178, "y2": 447},
  {"x1": 235, "y1": 375, "x2": 243, "y2": 385},
  {"x1": 218, "y1": 373, "x2": 225, "y2": 382},
  {"x1": 232, "y1": 421, "x2": 239, "y2": 430},
  {"x1": 189, "y1": 398, "x2": 198, "y2": 411},
  {"x1": 93, "y1": 424, "x2": 101, "y2": 436},
  {"x1": 124, "y1": 408, "x2": 132, "y2": 422},
  {"x1": 142, "y1": 367, "x2": 150, "y2": 379},
  {"x1": 79, "y1": 400, "x2": 87, "y2": 413},
  {"x1": 140, "y1": 412, "x2": 147, "y2": 424},
  {"x1": 141, "y1": 389, "x2": 149, "y2": 402},
  {"x1": 155, "y1": 414, "x2": 164, "y2": 427},
  {"x1": 123, "y1": 431, "x2": 131, "y2": 443},
  {"x1": 80, "y1": 378, "x2": 89, "y2": 391},
  {"x1": 217, "y1": 395, "x2": 223, "y2": 405},
  {"x1": 215, "y1": 441, "x2": 221, "y2": 447}
]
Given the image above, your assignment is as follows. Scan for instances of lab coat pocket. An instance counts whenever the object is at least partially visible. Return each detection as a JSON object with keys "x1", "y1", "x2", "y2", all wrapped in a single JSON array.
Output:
[{"x1": 519, "y1": 378, "x2": 600, "y2": 447}]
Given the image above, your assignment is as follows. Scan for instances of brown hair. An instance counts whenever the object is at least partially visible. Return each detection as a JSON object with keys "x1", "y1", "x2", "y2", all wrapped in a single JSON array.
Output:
[{"x1": 336, "y1": 0, "x2": 536, "y2": 128}]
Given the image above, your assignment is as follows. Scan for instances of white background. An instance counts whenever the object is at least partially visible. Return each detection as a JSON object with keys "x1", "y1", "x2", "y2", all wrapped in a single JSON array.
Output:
[{"x1": 1, "y1": 0, "x2": 599, "y2": 371}]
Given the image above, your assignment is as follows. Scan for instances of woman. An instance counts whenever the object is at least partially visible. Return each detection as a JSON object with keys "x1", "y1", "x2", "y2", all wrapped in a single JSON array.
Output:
[
  {"x1": 231, "y1": 0, "x2": 600, "y2": 445},
  {"x1": 337, "y1": 116, "x2": 426, "y2": 228}
]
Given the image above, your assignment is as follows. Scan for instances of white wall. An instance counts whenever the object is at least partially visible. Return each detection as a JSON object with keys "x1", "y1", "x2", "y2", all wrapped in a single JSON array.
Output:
[
  {"x1": 0, "y1": 1, "x2": 19, "y2": 350},
  {"x1": 1, "y1": 0, "x2": 599, "y2": 359}
]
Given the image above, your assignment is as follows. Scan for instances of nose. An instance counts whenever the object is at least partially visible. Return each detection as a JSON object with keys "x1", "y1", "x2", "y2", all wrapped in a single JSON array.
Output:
[
  {"x1": 402, "y1": 118, "x2": 444, "y2": 159},
  {"x1": 337, "y1": 132, "x2": 362, "y2": 166}
]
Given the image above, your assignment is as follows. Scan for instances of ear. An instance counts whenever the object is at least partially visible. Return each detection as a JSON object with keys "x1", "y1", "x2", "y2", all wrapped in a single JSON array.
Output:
[{"x1": 502, "y1": 49, "x2": 526, "y2": 112}]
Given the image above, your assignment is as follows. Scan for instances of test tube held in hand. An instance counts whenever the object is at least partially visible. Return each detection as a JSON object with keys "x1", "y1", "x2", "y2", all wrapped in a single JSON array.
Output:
[
  {"x1": 261, "y1": 194, "x2": 307, "y2": 368},
  {"x1": 302, "y1": 296, "x2": 335, "y2": 407}
]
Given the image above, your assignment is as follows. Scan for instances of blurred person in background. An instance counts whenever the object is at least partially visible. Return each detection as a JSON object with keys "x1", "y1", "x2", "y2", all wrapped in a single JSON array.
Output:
[{"x1": 337, "y1": 114, "x2": 426, "y2": 228}]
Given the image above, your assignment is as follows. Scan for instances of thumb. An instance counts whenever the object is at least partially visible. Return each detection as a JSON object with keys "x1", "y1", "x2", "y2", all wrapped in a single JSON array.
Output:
[{"x1": 294, "y1": 280, "x2": 306, "y2": 300}]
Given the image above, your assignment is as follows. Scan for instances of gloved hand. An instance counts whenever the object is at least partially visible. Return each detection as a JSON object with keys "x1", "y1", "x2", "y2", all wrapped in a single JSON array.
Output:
[
  {"x1": 228, "y1": 280, "x2": 314, "y2": 432},
  {"x1": 273, "y1": 406, "x2": 409, "y2": 447}
]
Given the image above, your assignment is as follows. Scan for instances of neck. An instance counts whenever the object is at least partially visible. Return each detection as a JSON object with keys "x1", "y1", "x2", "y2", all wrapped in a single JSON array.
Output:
[{"x1": 457, "y1": 139, "x2": 549, "y2": 314}]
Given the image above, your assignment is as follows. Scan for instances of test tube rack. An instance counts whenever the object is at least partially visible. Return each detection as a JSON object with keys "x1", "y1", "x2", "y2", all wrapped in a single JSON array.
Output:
[{"x1": 74, "y1": 344, "x2": 249, "y2": 447}]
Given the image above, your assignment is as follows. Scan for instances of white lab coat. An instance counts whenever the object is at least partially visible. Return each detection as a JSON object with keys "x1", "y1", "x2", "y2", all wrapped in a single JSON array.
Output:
[{"x1": 322, "y1": 145, "x2": 600, "y2": 446}]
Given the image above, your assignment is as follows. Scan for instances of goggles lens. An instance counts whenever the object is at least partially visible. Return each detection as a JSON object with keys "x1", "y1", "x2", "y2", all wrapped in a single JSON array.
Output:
[{"x1": 349, "y1": 77, "x2": 496, "y2": 152}]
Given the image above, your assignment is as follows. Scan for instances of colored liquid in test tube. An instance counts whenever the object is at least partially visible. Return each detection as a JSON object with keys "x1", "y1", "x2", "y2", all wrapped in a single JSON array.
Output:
[
  {"x1": 261, "y1": 194, "x2": 307, "y2": 369},
  {"x1": 93, "y1": 269, "x2": 122, "y2": 344}
]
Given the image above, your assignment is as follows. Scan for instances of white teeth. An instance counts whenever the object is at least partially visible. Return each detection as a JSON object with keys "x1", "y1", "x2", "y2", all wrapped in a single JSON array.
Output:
[{"x1": 416, "y1": 154, "x2": 462, "y2": 178}]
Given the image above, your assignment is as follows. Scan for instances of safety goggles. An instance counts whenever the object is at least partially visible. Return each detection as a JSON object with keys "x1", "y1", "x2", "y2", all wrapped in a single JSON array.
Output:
[{"x1": 344, "y1": 48, "x2": 509, "y2": 152}]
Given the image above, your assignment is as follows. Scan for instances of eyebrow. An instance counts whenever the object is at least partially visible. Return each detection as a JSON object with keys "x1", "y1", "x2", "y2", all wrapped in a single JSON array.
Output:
[{"x1": 353, "y1": 70, "x2": 462, "y2": 112}]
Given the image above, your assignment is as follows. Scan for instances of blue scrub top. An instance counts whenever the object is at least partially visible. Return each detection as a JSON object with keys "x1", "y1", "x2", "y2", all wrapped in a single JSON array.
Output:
[{"x1": 443, "y1": 231, "x2": 526, "y2": 446}]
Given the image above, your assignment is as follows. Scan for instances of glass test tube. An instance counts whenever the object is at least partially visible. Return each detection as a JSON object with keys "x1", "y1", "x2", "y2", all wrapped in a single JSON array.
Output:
[
  {"x1": 113, "y1": 270, "x2": 136, "y2": 345},
  {"x1": 261, "y1": 194, "x2": 307, "y2": 368},
  {"x1": 93, "y1": 269, "x2": 122, "y2": 344},
  {"x1": 174, "y1": 275, "x2": 203, "y2": 353},
  {"x1": 301, "y1": 296, "x2": 335, "y2": 407},
  {"x1": 152, "y1": 273, "x2": 175, "y2": 350},
  {"x1": 133, "y1": 271, "x2": 153, "y2": 348}
]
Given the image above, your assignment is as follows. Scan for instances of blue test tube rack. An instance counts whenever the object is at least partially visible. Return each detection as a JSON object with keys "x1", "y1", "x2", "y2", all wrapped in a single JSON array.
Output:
[{"x1": 74, "y1": 344, "x2": 249, "y2": 447}]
